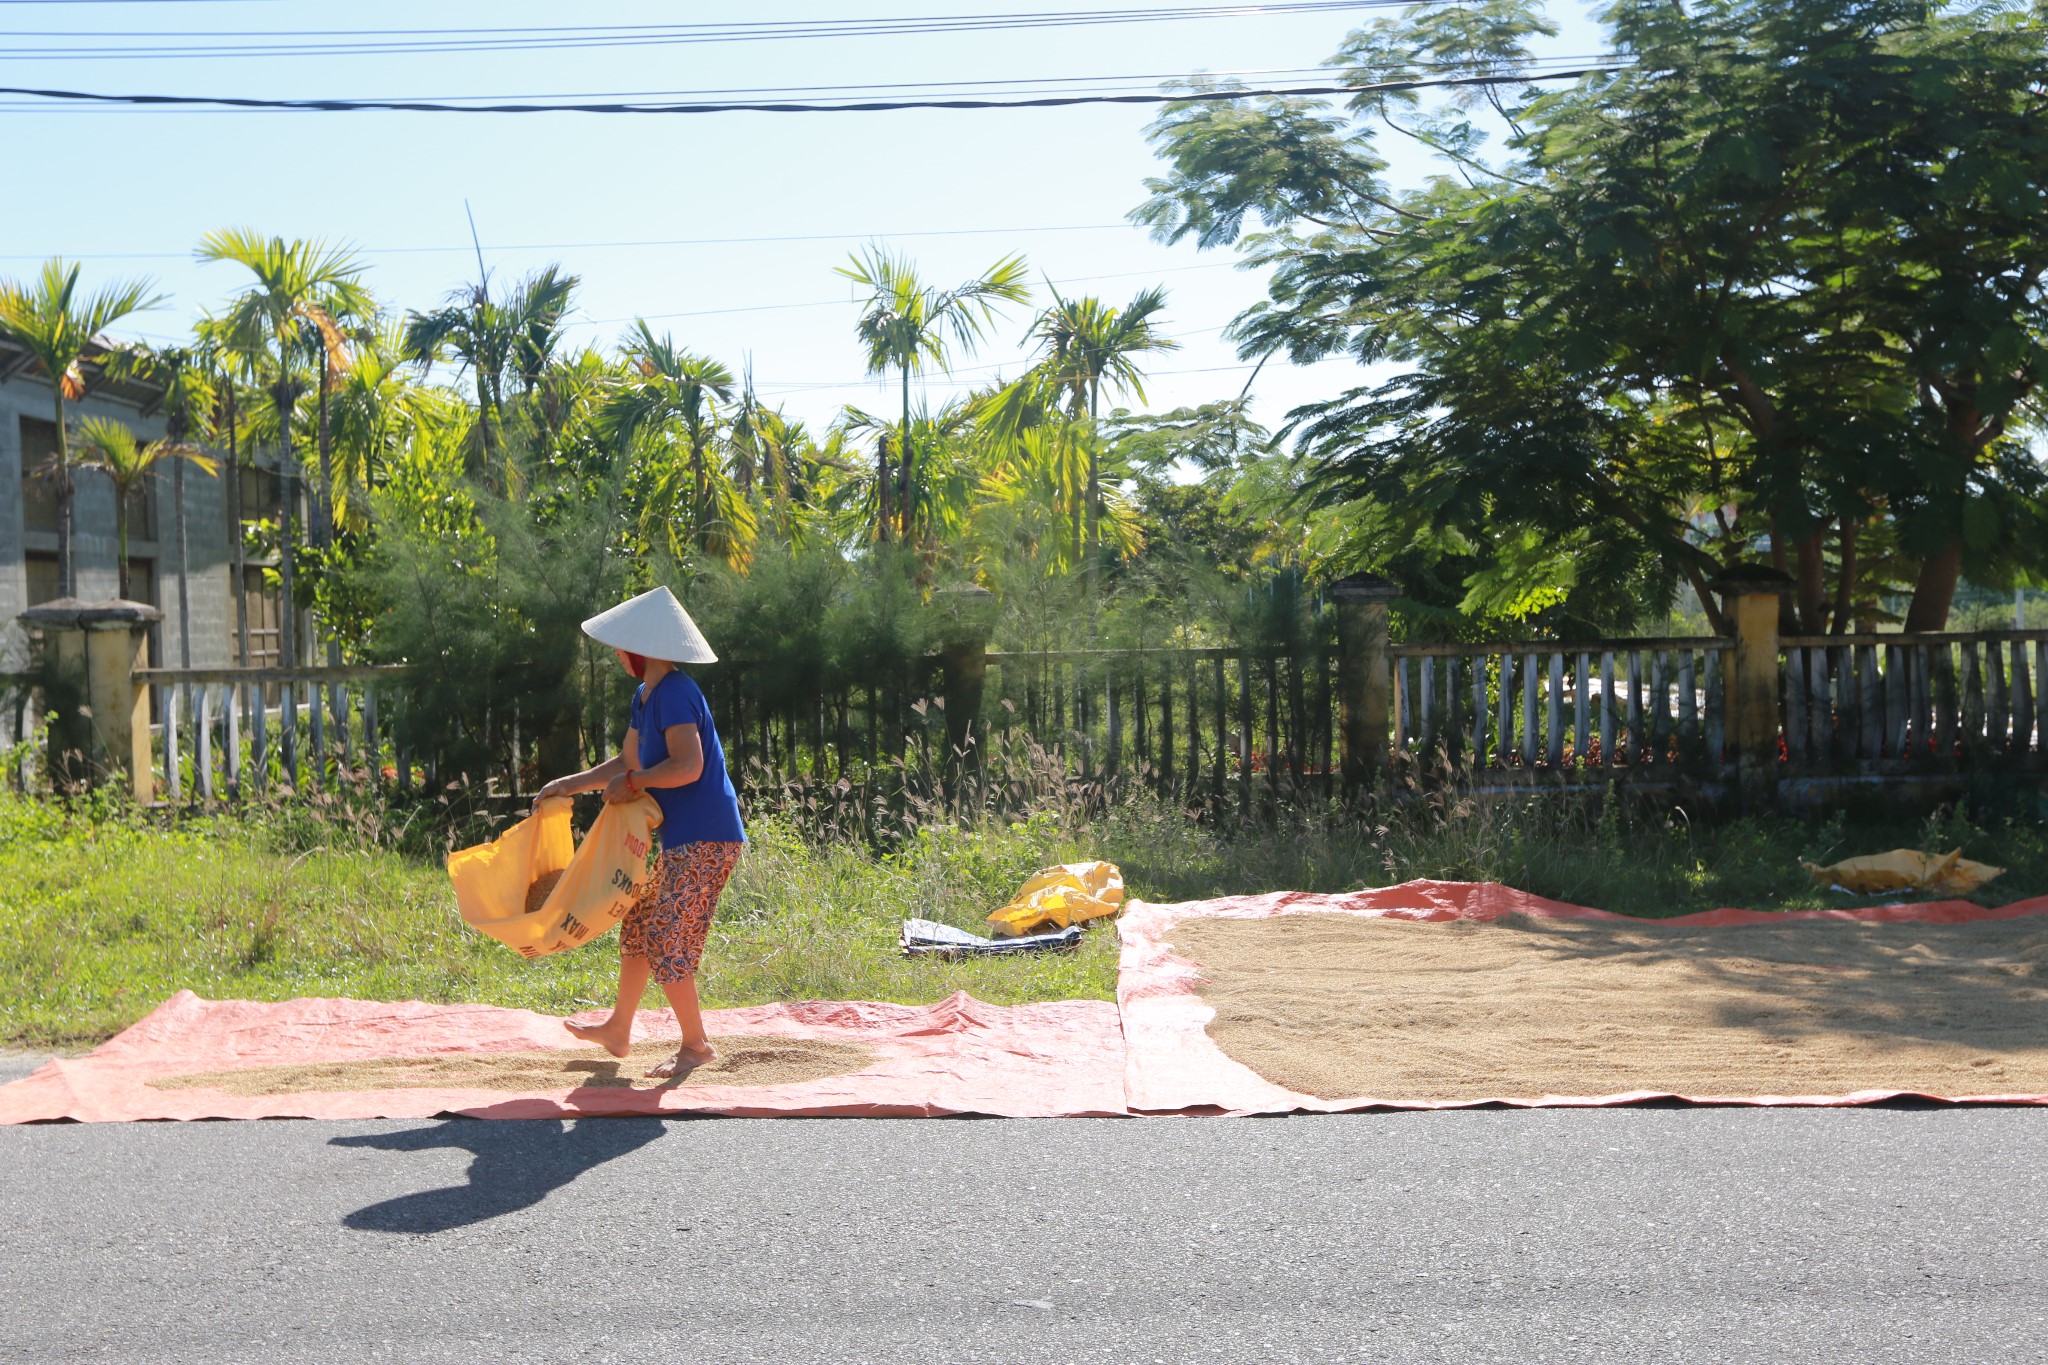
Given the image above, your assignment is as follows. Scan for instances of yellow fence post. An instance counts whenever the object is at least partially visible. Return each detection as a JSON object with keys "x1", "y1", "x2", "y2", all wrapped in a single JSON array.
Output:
[{"x1": 1711, "y1": 566, "x2": 1792, "y2": 812}]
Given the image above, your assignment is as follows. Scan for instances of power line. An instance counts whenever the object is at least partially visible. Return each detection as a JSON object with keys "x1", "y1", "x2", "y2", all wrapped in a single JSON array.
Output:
[
  {"x1": 0, "y1": 57, "x2": 1620, "y2": 115},
  {"x1": 0, "y1": 222, "x2": 1150, "y2": 262},
  {"x1": 575, "y1": 262, "x2": 1245, "y2": 329},
  {"x1": 0, "y1": 68, "x2": 1619, "y2": 115},
  {"x1": 0, "y1": 2, "x2": 1417, "y2": 57}
]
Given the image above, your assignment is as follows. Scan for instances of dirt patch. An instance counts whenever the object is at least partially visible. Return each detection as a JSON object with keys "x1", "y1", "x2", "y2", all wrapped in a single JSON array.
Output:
[
  {"x1": 1170, "y1": 912, "x2": 2048, "y2": 1102},
  {"x1": 151, "y1": 1035, "x2": 873, "y2": 1097}
]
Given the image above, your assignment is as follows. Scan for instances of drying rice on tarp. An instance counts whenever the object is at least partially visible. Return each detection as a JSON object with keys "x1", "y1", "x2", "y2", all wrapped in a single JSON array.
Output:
[
  {"x1": 1171, "y1": 912, "x2": 2048, "y2": 1103},
  {"x1": 151, "y1": 1035, "x2": 873, "y2": 1097}
]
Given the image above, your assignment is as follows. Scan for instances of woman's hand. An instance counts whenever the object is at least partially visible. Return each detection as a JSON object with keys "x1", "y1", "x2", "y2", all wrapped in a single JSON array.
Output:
[
  {"x1": 531, "y1": 778, "x2": 576, "y2": 811},
  {"x1": 602, "y1": 773, "x2": 640, "y2": 805}
]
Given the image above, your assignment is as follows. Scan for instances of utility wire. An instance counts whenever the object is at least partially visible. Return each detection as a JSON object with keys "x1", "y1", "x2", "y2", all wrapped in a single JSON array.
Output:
[
  {"x1": 0, "y1": 58, "x2": 1621, "y2": 114},
  {"x1": 0, "y1": 68, "x2": 1620, "y2": 115},
  {"x1": 0, "y1": 222, "x2": 1155, "y2": 262},
  {"x1": 0, "y1": 2, "x2": 1416, "y2": 57}
]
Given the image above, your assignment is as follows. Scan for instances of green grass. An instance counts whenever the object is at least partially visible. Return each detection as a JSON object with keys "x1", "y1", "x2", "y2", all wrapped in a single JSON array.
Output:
[{"x1": 3, "y1": 785, "x2": 2046, "y2": 1048}]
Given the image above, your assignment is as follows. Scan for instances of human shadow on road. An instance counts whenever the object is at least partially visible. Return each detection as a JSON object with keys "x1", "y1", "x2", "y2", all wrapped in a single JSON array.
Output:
[{"x1": 331, "y1": 1117, "x2": 665, "y2": 1234}]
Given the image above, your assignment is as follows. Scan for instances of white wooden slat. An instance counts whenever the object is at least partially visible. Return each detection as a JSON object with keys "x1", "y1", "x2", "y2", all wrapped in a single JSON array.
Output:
[
  {"x1": 196, "y1": 685, "x2": 214, "y2": 801},
  {"x1": 164, "y1": 684, "x2": 182, "y2": 801}
]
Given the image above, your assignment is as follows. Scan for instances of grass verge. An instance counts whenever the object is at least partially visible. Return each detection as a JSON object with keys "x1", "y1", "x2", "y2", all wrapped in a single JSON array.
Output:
[{"x1": 3, "y1": 787, "x2": 2045, "y2": 1048}]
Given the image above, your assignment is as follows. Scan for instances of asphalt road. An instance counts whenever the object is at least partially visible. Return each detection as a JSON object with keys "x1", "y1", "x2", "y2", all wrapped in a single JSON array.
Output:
[{"x1": 6, "y1": 1107, "x2": 2047, "y2": 1363}]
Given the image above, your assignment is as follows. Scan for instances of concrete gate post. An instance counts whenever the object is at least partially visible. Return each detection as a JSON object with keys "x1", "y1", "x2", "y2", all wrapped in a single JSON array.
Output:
[
  {"x1": 17, "y1": 598, "x2": 163, "y2": 802},
  {"x1": 934, "y1": 584, "x2": 997, "y2": 786},
  {"x1": 1331, "y1": 573, "x2": 1401, "y2": 795}
]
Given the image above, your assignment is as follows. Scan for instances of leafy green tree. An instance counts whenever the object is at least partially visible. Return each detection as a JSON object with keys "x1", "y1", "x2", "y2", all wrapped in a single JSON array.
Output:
[
  {"x1": 836, "y1": 246, "x2": 1031, "y2": 543},
  {"x1": 0, "y1": 260, "x2": 163, "y2": 597},
  {"x1": 1134, "y1": 0, "x2": 2048, "y2": 632}
]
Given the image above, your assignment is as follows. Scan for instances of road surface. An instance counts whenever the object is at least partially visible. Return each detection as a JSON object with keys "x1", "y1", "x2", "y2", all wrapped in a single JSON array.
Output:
[{"x1": 4, "y1": 1107, "x2": 2045, "y2": 1362}]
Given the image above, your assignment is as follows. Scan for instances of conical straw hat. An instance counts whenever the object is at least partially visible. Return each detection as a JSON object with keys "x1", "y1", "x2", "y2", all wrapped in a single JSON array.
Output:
[{"x1": 580, "y1": 586, "x2": 717, "y2": 664}]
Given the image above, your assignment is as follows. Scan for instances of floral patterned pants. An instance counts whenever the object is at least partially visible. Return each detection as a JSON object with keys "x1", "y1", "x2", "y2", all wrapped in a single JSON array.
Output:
[{"x1": 620, "y1": 841, "x2": 743, "y2": 984}]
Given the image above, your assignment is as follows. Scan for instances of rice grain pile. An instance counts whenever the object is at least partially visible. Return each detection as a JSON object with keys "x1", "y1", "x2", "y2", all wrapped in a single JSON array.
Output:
[
  {"x1": 1171, "y1": 912, "x2": 2048, "y2": 1102},
  {"x1": 524, "y1": 869, "x2": 566, "y2": 915},
  {"x1": 152, "y1": 1035, "x2": 873, "y2": 1097}
]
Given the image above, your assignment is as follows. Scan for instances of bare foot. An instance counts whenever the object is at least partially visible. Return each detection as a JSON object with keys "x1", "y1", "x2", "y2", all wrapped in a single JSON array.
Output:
[
  {"x1": 564, "y1": 1017, "x2": 631, "y2": 1059},
  {"x1": 646, "y1": 1042, "x2": 716, "y2": 1079}
]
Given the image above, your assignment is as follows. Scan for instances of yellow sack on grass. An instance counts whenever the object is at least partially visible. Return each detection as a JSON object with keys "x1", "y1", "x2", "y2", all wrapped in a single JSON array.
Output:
[
  {"x1": 986, "y1": 861, "x2": 1125, "y2": 937},
  {"x1": 1803, "y1": 848, "x2": 2004, "y2": 898},
  {"x1": 447, "y1": 794, "x2": 663, "y2": 959}
]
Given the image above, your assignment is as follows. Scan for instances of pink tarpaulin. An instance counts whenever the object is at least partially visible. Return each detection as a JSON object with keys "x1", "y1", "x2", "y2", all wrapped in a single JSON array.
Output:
[
  {"x1": 1117, "y1": 881, "x2": 2048, "y2": 1114},
  {"x1": 0, "y1": 990, "x2": 1126, "y2": 1124},
  {"x1": 14, "y1": 881, "x2": 2048, "y2": 1123}
]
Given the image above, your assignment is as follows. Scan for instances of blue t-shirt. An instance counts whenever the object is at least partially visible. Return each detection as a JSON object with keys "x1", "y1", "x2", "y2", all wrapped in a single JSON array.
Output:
[{"x1": 631, "y1": 671, "x2": 746, "y2": 849}]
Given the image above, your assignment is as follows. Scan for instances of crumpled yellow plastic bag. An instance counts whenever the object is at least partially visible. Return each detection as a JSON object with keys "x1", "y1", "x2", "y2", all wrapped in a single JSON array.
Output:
[
  {"x1": 986, "y1": 861, "x2": 1125, "y2": 937},
  {"x1": 1802, "y1": 848, "x2": 2004, "y2": 898},
  {"x1": 447, "y1": 794, "x2": 663, "y2": 958}
]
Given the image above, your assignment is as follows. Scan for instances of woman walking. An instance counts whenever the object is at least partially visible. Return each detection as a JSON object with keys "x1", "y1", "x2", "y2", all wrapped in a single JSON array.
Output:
[{"x1": 535, "y1": 586, "x2": 747, "y2": 1077}]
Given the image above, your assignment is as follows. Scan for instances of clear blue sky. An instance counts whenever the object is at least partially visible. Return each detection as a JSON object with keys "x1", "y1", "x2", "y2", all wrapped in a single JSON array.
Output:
[{"x1": 1, "y1": 1, "x2": 1602, "y2": 437}]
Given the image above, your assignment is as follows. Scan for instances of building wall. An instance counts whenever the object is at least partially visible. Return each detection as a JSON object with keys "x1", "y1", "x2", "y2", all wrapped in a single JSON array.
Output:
[{"x1": 0, "y1": 375, "x2": 245, "y2": 673}]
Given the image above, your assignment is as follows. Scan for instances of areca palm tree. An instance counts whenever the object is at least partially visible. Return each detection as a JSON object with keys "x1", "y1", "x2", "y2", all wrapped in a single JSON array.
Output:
[
  {"x1": 194, "y1": 311, "x2": 260, "y2": 665},
  {"x1": 835, "y1": 247, "x2": 1030, "y2": 543},
  {"x1": 72, "y1": 415, "x2": 219, "y2": 604},
  {"x1": 837, "y1": 399, "x2": 990, "y2": 554},
  {"x1": 331, "y1": 324, "x2": 462, "y2": 535},
  {"x1": 1025, "y1": 285, "x2": 1177, "y2": 567},
  {"x1": 0, "y1": 259, "x2": 163, "y2": 596},
  {"x1": 599, "y1": 322, "x2": 740, "y2": 557},
  {"x1": 104, "y1": 342, "x2": 217, "y2": 664},
  {"x1": 403, "y1": 263, "x2": 578, "y2": 485},
  {"x1": 198, "y1": 229, "x2": 369, "y2": 666}
]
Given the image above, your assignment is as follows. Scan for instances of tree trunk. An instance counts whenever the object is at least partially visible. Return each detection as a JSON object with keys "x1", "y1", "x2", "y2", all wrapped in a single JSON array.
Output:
[
  {"x1": 1903, "y1": 540, "x2": 1964, "y2": 632},
  {"x1": 52, "y1": 392, "x2": 73, "y2": 598},
  {"x1": 1767, "y1": 514, "x2": 1798, "y2": 633},
  {"x1": 898, "y1": 367, "x2": 914, "y2": 545},
  {"x1": 473, "y1": 359, "x2": 496, "y2": 485},
  {"x1": 274, "y1": 379, "x2": 299, "y2": 668},
  {"x1": 1085, "y1": 384, "x2": 1100, "y2": 592},
  {"x1": 1829, "y1": 518, "x2": 1858, "y2": 636},
  {"x1": 226, "y1": 386, "x2": 250, "y2": 667},
  {"x1": 116, "y1": 513, "x2": 131, "y2": 604},
  {"x1": 174, "y1": 457, "x2": 191, "y2": 667},
  {"x1": 691, "y1": 432, "x2": 707, "y2": 549},
  {"x1": 315, "y1": 361, "x2": 334, "y2": 552},
  {"x1": 1794, "y1": 526, "x2": 1827, "y2": 635},
  {"x1": 876, "y1": 433, "x2": 892, "y2": 544}
]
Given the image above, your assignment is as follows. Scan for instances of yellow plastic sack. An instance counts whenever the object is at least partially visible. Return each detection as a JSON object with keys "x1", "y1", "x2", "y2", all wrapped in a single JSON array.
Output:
[
  {"x1": 986, "y1": 861, "x2": 1125, "y2": 937},
  {"x1": 447, "y1": 795, "x2": 663, "y2": 959},
  {"x1": 1803, "y1": 848, "x2": 2004, "y2": 898}
]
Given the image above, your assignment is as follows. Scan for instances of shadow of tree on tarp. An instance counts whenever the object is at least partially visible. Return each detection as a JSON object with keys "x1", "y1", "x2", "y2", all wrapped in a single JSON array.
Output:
[{"x1": 332, "y1": 1116, "x2": 666, "y2": 1233}]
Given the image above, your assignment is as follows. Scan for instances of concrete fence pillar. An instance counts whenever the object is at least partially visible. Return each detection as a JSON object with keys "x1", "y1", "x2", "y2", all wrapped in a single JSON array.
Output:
[
  {"x1": 17, "y1": 598, "x2": 163, "y2": 803},
  {"x1": 1710, "y1": 565, "x2": 1793, "y2": 812},
  {"x1": 1331, "y1": 572, "x2": 1401, "y2": 794},
  {"x1": 934, "y1": 584, "x2": 996, "y2": 784}
]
